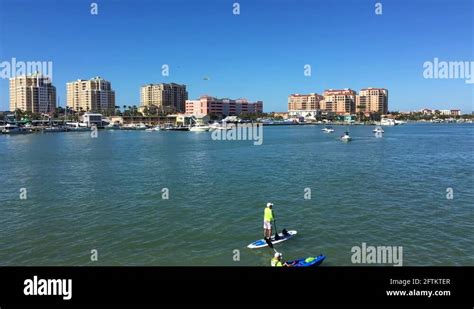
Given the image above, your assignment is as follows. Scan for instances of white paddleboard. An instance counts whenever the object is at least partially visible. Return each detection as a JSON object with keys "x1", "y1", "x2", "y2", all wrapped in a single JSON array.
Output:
[{"x1": 247, "y1": 230, "x2": 297, "y2": 249}]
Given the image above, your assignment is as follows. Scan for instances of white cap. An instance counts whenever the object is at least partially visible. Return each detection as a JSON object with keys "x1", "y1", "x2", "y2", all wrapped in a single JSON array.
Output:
[
  {"x1": 267, "y1": 202, "x2": 273, "y2": 208},
  {"x1": 274, "y1": 252, "x2": 282, "y2": 258}
]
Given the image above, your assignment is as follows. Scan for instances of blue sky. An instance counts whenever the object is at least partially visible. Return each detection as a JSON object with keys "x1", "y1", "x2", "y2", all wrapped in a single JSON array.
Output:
[{"x1": 0, "y1": 0, "x2": 472, "y2": 112}]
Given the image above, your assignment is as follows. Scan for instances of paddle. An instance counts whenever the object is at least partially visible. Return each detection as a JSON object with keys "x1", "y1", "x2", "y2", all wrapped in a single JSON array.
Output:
[
  {"x1": 265, "y1": 238, "x2": 295, "y2": 267},
  {"x1": 273, "y1": 219, "x2": 280, "y2": 240},
  {"x1": 265, "y1": 238, "x2": 277, "y2": 253}
]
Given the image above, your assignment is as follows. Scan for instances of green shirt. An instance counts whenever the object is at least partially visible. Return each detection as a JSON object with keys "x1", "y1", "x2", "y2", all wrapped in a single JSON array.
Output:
[
  {"x1": 271, "y1": 258, "x2": 283, "y2": 267},
  {"x1": 264, "y1": 208, "x2": 274, "y2": 222}
]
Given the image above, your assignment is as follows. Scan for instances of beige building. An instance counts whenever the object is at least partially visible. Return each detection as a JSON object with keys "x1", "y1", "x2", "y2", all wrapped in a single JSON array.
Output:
[
  {"x1": 67, "y1": 77, "x2": 115, "y2": 113},
  {"x1": 356, "y1": 88, "x2": 388, "y2": 114},
  {"x1": 288, "y1": 93, "x2": 323, "y2": 118},
  {"x1": 321, "y1": 89, "x2": 356, "y2": 114},
  {"x1": 9, "y1": 73, "x2": 56, "y2": 113},
  {"x1": 140, "y1": 83, "x2": 188, "y2": 113}
]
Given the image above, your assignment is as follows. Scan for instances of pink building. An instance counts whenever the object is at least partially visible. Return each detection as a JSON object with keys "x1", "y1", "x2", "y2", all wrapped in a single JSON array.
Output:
[{"x1": 185, "y1": 95, "x2": 263, "y2": 116}]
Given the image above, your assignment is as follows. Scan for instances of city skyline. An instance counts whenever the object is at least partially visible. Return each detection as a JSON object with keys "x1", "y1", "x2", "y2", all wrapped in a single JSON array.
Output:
[{"x1": 0, "y1": 0, "x2": 472, "y2": 113}]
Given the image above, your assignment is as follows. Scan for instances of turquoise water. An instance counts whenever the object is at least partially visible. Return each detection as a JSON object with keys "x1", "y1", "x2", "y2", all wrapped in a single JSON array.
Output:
[{"x1": 0, "y1": 124, "x2": 473, "y2": 266}]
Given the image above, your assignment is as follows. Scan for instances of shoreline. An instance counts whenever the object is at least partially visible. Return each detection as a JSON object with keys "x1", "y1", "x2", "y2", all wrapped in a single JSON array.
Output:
[{"x1": 1, "y1": 120, "x2": 474, "y2": 135}]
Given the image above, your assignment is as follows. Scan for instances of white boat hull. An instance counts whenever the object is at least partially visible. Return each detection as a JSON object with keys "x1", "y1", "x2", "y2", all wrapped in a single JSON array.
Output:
[{"x1": 190, "y1": 126, "x2": 210, "y2": 132}]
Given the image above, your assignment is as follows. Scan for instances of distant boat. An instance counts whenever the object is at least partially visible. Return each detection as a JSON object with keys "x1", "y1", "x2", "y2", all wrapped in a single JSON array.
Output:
[
  {"x1": 372, "y1": 126, "x2": 384, "y2": 134},
  {"x1": 340, "y1": 126, "x2": 352, "y2": 142},
  {"x1": 66, "y1": 122, "x2": 90, "y2": 132},
  {"x1": 190, "y1": 124, "x2": 210, "y2": 132},
  {"x1": 122, "y1": 123, "x2": 147, "y2": 130},
  {"x1": 164, "y1": 125, "x2": 189, "y2": 131},
  {"x1": 322, "y1": 126, "x2": 335, "y2": 133},
  {"x1": 105, "y1": 122, "x2": 121, "y2": 130},
  {"x1": 380, "y1": 118, "x2": 396, "y2": 126},
  {"x1": 145, "y1": 126, "x2": 161, "y2": 132},
  {"x1": 2, "y1": 123, "x2": 30, "y2": 134},
  {"x1": 209, "y1": 122, "x2": 231, "y2": 131},
  {"x1": 43, "y1": 126, "x2": 67, "y2": 133}
]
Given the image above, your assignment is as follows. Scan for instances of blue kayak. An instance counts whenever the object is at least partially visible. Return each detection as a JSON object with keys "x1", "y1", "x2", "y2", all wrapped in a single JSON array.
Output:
[{"x1": 286, "y1": 255, "x2": 326, "y2": 267}]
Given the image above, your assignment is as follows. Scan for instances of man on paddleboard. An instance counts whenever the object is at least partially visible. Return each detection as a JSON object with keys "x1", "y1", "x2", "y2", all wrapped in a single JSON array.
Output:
[{"x1": 263, "y1": 202, "x2": 274, "y2": 239}]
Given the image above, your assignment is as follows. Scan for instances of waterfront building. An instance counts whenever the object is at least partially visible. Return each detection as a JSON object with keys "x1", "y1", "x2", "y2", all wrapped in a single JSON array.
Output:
[
  {"x1": 420, "y1": 108, "x2": 433, "y2": 115},
  {"x1": 435, "y1": 109, "x2": 461, "y2": 116},
  {"x1": 67, "y1": 77, "x2": 115, "y2": 114},
  {"x1": 81, "y1": 112, "x2": 103, "y2": 127},
  {"x1": 356, "y1": 88, "x2": 388, "y2": 115},
  {"x1": 9, "y1": 73, "x2": 56, "y2": 113},
  {"x1": 272, "y1": 112, "x2": 289, "y2": 119},
  {"x1": 321, "y1": 89, "x2": 356, "y2": 114},
  {"x1": 438, "y1": 110, "x2": 451, "y2": 115},
  {"x1": 140, "y1": 83, "x2": 188, "y2": 113},
  {"x1": 288, "y1": 93, "x2": 323, "y2": 119},
  {"x1": 185, "y1": 95, "x2": 263, "y2": 116}
]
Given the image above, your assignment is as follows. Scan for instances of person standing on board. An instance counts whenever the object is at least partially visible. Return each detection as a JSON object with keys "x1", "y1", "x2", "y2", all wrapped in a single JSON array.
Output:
[{"x1": 263, "y1": 202, "x2": 274, "y2": 239}]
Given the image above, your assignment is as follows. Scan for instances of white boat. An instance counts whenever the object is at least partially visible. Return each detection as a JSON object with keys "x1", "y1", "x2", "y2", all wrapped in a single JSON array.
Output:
[
  {"x1": 209, "y1": 122, "x2": 231, "y2": 131},
  {"x1": 190, "y1": 124, "x2": 210, "y2": 132},
  {"x1": 380, "y1": 118, "x2": 396, "y2": 126},
  {"x1": 122, "y1": 123, "x2": 147, "y2": 130},
  {"x1": 66, "y1": 122, "x2": 90, "y2": 131},
  {"x1": 372, "y1": 126, "x2": 384, "y2": 134},
  {"x1": 340, "y1": 128, "x2": 352, "y2": 142},
  {"x1": 43, "y1": 126, "x2": 67, "y2": 133},
  {"x1": 105, "y1": 122, "x2": 121, "y2": 130},
  {"x1": 145, "y1": 126, "x2": 161, "y2": 131},
  {"x1": 394, "y1": 120, "x2": 406, "y2": 125},
  {"x1": 322, "y1": 126, "x2": 335, "y2": 133},
  {"x1": 2, "y1": 123, "x2": 30, "y2": 134}
]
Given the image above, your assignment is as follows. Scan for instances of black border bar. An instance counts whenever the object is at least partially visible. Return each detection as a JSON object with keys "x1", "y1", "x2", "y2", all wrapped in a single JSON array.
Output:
[{"x1": 0, "y1": 267, "x2": 472, "y2": 305}]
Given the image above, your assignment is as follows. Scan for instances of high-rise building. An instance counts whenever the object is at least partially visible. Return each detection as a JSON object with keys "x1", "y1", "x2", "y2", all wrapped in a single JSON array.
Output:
[
  {"x1": 288, "y1": 93, "x2": 324, "y2": 118},
  {"x1": 321, "y1": 89, "x2": 356, "y2": 114},
  {"x1": 185, "y1": 95, "x2": 263, "y2": 116},
  {"x1": 9, "y1": 73, "x2": 56, "y2": 113},
  {"x1": 67, "y1": 77, "x2": 115, "y2": 113},
  {"x1": 140, "y1": 83, "x2": 188, "y2": 113},
  {"x1": 356, "y1": 88, "x2": 388, "y2": 114}
]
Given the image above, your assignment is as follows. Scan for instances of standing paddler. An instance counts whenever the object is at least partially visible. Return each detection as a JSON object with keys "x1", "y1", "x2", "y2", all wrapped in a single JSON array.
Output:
[{"x1": 263, "y1": 202, "x2": 274, "y2": 240}]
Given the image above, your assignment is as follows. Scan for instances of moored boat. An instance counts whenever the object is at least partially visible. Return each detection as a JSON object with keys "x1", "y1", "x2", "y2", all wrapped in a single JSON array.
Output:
[
  {"x1": 190, "y1": 124, "x2": 210, "y2": 132},
  {"x1": 2, "y1": 123, "x2": 31, "y2": 134}
]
